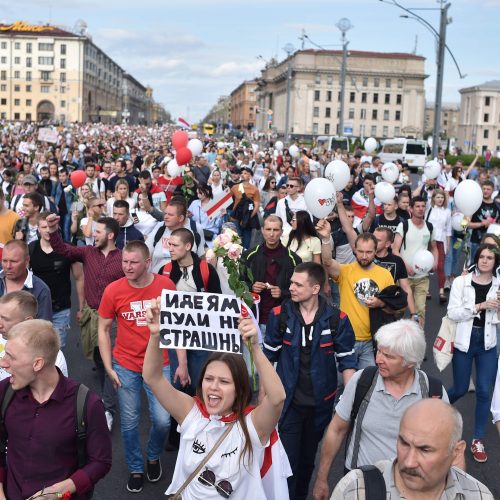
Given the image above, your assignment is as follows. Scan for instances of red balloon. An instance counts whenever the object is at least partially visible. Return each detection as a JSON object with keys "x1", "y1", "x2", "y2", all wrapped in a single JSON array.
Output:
[
  {"x1": 176, "y1": 147, "x2": 192, "y2": 166},
  {"x1": 172, "y1": 130, "x2": 189, "y2": 150},
  {"x1": 70, "y1": 170, "x2": 87, "y2": 188}
]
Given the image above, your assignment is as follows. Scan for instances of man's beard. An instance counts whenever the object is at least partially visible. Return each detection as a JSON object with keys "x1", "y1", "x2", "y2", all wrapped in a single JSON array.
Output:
[{"x1": 357, "y1": 257, "x2": 374, "y2": 268}]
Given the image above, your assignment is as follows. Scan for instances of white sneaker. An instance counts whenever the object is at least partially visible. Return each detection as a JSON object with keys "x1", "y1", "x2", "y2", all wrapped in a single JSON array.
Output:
[{"x1": 105, "y1": 410, "x2": 114, "y2": 432}]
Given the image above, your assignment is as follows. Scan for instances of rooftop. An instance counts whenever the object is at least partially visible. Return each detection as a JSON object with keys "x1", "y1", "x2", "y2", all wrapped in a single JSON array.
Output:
[
  {"x1": 299, "y1": 49, "x2": 425, "y2": 61},
  {"x1": 459, "y1": 80, "x2": 500, "y2": 93},
  {"x1": 0, "y1": 21, "x2": 78, "y2": 38}
]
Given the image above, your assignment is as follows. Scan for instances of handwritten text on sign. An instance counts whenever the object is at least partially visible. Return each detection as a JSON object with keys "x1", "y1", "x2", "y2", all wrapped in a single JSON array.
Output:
[{"x1": 159, "y1": 290, "x2": 243, "y2": 354}]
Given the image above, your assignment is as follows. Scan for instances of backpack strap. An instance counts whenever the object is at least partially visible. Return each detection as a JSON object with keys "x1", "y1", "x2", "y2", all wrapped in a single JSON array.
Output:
[
  {"x1": 347, "y1": 366, "x2": 379, "y2": 470},
  {"x1": 189, "y1": 218, "x2": 201, "y2": 248},
  {"x1": 417, "y1": 369, "x2": 443, "y2": 399},
  {"x1": 401, "y1": 218, "x2": 408, "y2": 250},
  {"x1": 76, "y1": 384, "x2": 90, "y2": 469},
  {"x1": 200, "y1": 260, "x2": 209, "y2": 291},
  {"x1": 160, "y1": 261, "x2": 173, "y2": 277},
  {"x1": 329, "y1": 304, "x2": 340, "y2": 337},
  {"x1": 425, "y1": 207, "x2": 433, "y2": 223},
  {"x1": 278, "y1": 300, "x2": 291, "y2": 336},
  {"x1": 153, "y1": 224, "x2": 166, "y2": 247},
  {"x1": 0, "y1": 385, "x2": 15, "y2": 455},
  {"x1": 360, "y1": 465, "x2": 387, "y2": 500}
]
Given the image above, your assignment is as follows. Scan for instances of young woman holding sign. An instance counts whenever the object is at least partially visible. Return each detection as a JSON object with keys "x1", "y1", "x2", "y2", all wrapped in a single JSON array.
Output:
[{"x1": 143, "y1": 298, "x2": 287, "y2": 499}]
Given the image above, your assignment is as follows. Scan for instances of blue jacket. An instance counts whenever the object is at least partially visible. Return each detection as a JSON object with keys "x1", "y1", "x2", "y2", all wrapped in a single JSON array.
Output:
[
  {"x1": 116, "y1": 222, "x2": 145, "y2": 250},
  {"x1": 263, "y1": 298, "x2": 356, "y2": 431}
]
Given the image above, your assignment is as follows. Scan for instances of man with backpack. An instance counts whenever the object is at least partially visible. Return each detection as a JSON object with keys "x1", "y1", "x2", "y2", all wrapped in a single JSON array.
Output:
[
  {"x1": 0, "y1": 319, "x2": 111, "y2": 500},
  {"x1": 263, "y1": 262, "x2": 356, "y2": 500},
  {"x1": 393, "y1": 196, "x2": 438, "y2": 328},
  {"x1": 312, "y1": 320, "x2": 448, "y2": 500}
]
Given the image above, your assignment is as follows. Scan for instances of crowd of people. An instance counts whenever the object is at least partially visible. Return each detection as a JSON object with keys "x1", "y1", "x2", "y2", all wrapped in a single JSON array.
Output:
[{"x1": 0, "y1": 120, "x2": 498, "y2": 499}]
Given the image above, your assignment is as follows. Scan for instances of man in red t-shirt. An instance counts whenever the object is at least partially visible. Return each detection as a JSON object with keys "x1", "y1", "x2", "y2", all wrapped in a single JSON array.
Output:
[{"x1": 98, "y1": 240, "x2": 178, "y2": 493}]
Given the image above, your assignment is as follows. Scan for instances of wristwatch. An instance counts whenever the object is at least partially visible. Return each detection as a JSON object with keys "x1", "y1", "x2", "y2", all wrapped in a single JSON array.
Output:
[{"x1": 411, "y1": 314, "x2": 419, "y2": 322}]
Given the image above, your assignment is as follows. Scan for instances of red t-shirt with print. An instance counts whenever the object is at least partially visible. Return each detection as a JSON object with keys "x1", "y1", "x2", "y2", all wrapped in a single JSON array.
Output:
[{"x1": 99, "y1": 274, "x2": 176, "y2": 372}]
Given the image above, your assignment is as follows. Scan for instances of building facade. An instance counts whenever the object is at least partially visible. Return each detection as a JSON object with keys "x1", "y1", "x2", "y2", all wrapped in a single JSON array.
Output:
[
  {"x1": 203, "y1": 95, "x2": 231, "y2": 133},
  {"x1": 425, "y1": 102, "x2": 460, "y2": 139},
  {"x1": 457, "y1": 80, "x2": 500, "y2": 154},
  {"x1": 230, "y1": 80, "x2": 257, "y2": 130},
  {"x1": 0, "y1": 21, "x2": 161, "y2": 123},
  {"x1": 255, "y1": 49, "x2": 427, "y2": 140}
]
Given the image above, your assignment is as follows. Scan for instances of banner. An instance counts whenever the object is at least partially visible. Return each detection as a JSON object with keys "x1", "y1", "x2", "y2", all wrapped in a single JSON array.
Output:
[
  {"x1": 205, "y1": 188, "x2": 232, "y2": 220},
  {"x1": 159, "y1": 290, "x2": 243, "y2": 354},
  {"x1": 38, "y1": 127, "x2": 58, "y2": 143},
  {"x1": 18, "y1": 141, "x2": 30, "y2": 154}
]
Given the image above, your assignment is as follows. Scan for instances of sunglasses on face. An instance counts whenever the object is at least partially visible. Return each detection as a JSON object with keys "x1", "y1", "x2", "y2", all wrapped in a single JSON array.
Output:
[
  {"x1": 286, "y1": 184, "x2": 298, "y2": 188},
  {"x1": 198, "y1": 469, "x2": 233, "y2": 498}
]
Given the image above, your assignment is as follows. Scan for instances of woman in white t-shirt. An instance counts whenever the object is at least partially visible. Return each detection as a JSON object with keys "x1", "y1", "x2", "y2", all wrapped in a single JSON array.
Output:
[
  {"x1": 282, "y1": 210, "x2": 321, "y2": 263},
  {"x1": 426, "y1": 189, "x2": 451, "y2": 303},
  {"x1": 143, "y1": 300, "x2": 287, "y2": 500}
]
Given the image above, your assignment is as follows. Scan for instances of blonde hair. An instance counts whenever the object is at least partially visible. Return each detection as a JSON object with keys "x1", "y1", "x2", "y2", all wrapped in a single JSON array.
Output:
[{"x1": 431, "y1": 188, "x2": 448, "y2": 208}]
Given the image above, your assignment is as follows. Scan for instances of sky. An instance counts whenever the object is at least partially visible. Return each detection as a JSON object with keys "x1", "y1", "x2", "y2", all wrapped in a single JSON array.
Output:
[{"x1": 2, "y1": 0, "x2": 499, "y2": 122}]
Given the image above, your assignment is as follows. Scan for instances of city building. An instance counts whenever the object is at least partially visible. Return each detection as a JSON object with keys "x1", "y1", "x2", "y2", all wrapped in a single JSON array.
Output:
[
  {"x1": 425, "y1": 102, "x2": 460, "y2": 139},
  {"x1": 0, "y1": 20, "x2": 164, "y2": 123},
  {"x1": 122, "y1": 73, "x2": 150, "y2": 124},
  {"x1": 457, "y1": 80, "x2": 500, "y2": 154},
  {"x1": 255, "y1": 49, "x2": 427, "y2": 140},
  {"x1": 230, "y1": 80, "x2": 257, "y2": 130},
  {"x1": 203, "y1": 95, "x2": 231, "y2": 133}
]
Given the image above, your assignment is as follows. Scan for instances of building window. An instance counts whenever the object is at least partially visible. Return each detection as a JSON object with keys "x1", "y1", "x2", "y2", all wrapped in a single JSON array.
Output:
[
  {"x1": 61, "y1": 44, "x2": 67, "y2": 55},
  {"x1": 60, "y1": 100, "x2": 66, "y2": 108},
  {"x1": 485, "y1": 96, "x2": 490, "y2": 106},
  {"x1": 313, "y1": 106, "x2": 319, "y2": 117},
  {"x1": 14, "y1": 57, "x2": 20, "y2": 64},
  {"x1": 0, "y1": 42, "x2": 6, "y2": 49},
  {"x1": 0, "y1": 113, "x2": 5, "y2": 119},
  {"x1": 0, "y1": 85, "x2": 5, "y2": 92},
  {"x1": 372, "y1": 109, "x2": 378, "y2": 120},
  {"x1": 14, "y1": 99, "x2": 20, "y2": 106},
  {"x1": 26, "y1": 99, "x2": 32, "y2": 106},
  {"x1": 373, "y1": 93, "x2": 379, "y2": 104},
  {"x1": 0, "y1": 71, "x2": 6, "y2": 81},
  {"x1": 26, "y1": 57, "x2": 32, "y2": 68},
  {"x1": 14, "y1": 42, "x2": 20, "y2": 50},
  {"x1": 484, "y1": 113, "x2": 489, "y2": 122},
  {"x1": 349, "y1": 108, "x2": 355, "y2": 119},
  {"x1": 0, "y1": 57, "x2": 5, "y2": 64},
  {"x1": 374, "y1": 78, "x2": 380, "y2": 87},
  {"x1": 0, "y1": 98, "x2": 5, "y2": 105},
  {"x1": 38, "y1": 57, "x2": 54, "y2": 65},
  {"x1": 360, "y1": 109, "x2": 366, "y2": 119},
  {"x1": 395, "y1": 126, "x2": 401, "y2": 136},
  {"x1": 26, "y1": 71, "x2": 31, "y2": 81},
  {"x1": 361, "y1": 92, "x2": 367, "y2": 103},
  {"x1": 40, "y1": 71, "x2": 51, "y2": 81},
  {"x1": 41, "y1": 85, "x2": 50, "y2": 93},
  {"x1": 313, "y1": 123, "x2": 319, "y2": 135},
  {"x1": 396, "y1": 94, "x2": 402, "y2": 105},
  {"x1": 384, "y1": 94, "x2": 390, "y2": 104},
  {"x1": 14, "y1": 71, "x2": 20, "y2": 79},
  {"x1": 60, "y1": 86, "x2": 65, "y2": 93},
  {"x1": 484, "y1": 129, "x2": 489, "y2": 139},
  {"x1": 324, "y1": 123, "x2": 330, "y2": 134},
  {"x1": 14, "y1": 112, "x2": 20, "y2": 120},
  {"x1": 14, "y1": 85, "x2": 20, "y2": 92},
  {"x1": 443, "y1": 119, "x2": 448, "y2": 126},
  {"x1": 383, "y1": 126, "x2": 388, "y2": 137},
  {"x1": 350, "y1": 92, "x2": 355, "y2": 103},
  {"x1": 363, "y1": 77, "x2": 368, "y2": 87},
  {"x1": 315, "y1": 73, "x2": 321, "y2": 84},
  {"x1": 60, "y1": 72, "x2": 66, "y2": 83},
  {"x1": 314, "y1": 90, "x2": 320, "y2": 101},
  {"x1": 26, "y1": 112, "x2": 32, "y2": 120},
  {"x1": 395, "y1": 110, "x2": 401, "y2": 121},
  {"x1": 384, "y1": 110, "x2": 389, "y2": 120},
  {"x1": 385, "y1": 78, "x2": 391, "y2": 88},
  {"x1": 338, "y1": 92, "x2": 341, "y2": 102},
  {"x1": 38, "y1": 43, "x2": 54, "y2": 51},
  {"x1": 60, "y1": 59, "x2": 66, "y2": 69},
  {"x1": 397, "y1": 79, "x2": 403, "y2": 88},
  {"x1": 371, "y1": 125, "x2": 377, "y2": 136},
  {"x1": 26, "y1": 43, "x2": 32, "y2": 54},
  {"x1": 326, "y1": 90, "x2": 332, "y2": 102},
  {"x1": 327, "y1": 74, "x2": 333, "y2": 85},
  {"x1": 325, "y1": 107, "x2": 331, "y2": 118}
]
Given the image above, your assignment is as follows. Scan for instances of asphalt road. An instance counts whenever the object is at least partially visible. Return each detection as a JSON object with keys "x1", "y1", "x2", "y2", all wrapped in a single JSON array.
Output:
[{"x1": 62, "y1": 273, "x2": 499, "y2": 500}]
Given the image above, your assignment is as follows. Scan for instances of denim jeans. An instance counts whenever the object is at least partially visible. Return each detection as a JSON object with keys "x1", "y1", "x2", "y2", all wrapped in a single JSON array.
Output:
[
  {"x1": 354, "y1": 340, "x2": 375, "y2": 369},
  {"x1": 447, "y1": 326, "x2": 498, "y2": 439},
  {"x1": 52, "y1": 308, "x2": 70, "y2": 349},
  {"x1": 113, "y1": 361, "x2": 171, "y2": 473},
  {"x1": 59, "y1": 213, "x2": 72, "y2": 242},
  {"x1": 232, "y1": 220, "x2": 253, "y2": 250},
  {"x1": 444, "y1": 233, "x2": 465, "y2": 278}
]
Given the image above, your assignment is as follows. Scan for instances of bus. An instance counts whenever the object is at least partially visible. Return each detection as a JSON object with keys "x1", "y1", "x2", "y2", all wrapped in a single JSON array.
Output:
[
  {"x1": 315, "y1": 135, "x2": 349, "y2": 153},
  {"x1": 203, "y1": 123, "x2": 215, "y2": 136},
  {"x1": 379, "y1": 138, "x2": 430, "y2": 171}
]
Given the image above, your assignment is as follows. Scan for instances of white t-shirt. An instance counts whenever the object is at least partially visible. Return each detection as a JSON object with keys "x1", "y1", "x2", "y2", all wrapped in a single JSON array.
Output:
[
  {"x1": 80, "y1": 217, "x2": 96, "y2": 246},
  {"x1": 396, "y1": 220, "x2": 434, "y2": 277}
]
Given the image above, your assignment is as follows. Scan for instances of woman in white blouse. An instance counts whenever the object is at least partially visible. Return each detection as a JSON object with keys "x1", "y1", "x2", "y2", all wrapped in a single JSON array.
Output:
[{"x1": 426, "y1": 189, "x2": 451, "y2": 303}]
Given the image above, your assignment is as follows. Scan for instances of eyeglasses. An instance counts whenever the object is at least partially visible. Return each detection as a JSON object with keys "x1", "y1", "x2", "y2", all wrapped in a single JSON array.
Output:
[
  {"x1": 286, "y1": 184, "x2": 298, "y2": 188},
  {"x1": 198, "y1": 469, "x2": 233, "y2": 498}
]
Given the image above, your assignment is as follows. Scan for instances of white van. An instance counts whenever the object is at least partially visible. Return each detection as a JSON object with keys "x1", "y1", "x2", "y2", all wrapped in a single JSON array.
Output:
[
  {"x1": 315, "y1": 135, "x2": 349, "y2": 153},
  {"x1": 379, "y1": 138, "x2": 430, "y2": 171}
]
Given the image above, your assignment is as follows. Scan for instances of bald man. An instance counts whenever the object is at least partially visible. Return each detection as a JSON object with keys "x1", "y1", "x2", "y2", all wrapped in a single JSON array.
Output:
[{"x1": 330, "y1": 399, "x2": 493, "y2": 499}]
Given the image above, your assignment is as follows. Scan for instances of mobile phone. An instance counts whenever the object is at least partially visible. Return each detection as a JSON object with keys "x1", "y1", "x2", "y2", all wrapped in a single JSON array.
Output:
[{"x1": 132, "y1": 212, "x2": 139, "y2": 224}]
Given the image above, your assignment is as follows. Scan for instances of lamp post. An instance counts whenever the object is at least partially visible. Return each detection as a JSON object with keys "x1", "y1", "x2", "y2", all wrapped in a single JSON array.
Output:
[
  {"x1": 283, "y1": 43, "x2": 294, "y2": 144},
  {"x1": 336, "y1": 18, "x2": 352, "y2": 137}
]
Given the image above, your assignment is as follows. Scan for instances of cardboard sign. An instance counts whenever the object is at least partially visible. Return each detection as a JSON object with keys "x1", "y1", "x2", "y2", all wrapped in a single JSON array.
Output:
[
  {"x1": 38, "y1": 127, "x2": 58, "y2": 144},
  {"x1": 159, "y1": 290, "x2": 243, "y2": 354},
  {"x1": 18, "y1": 141, "x2": 30, "y2": 154}
]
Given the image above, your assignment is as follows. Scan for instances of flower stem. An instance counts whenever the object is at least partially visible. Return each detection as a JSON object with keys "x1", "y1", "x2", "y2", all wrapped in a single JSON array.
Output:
[{"x1": 247, "y1": 340, "x2": 257, "y2": 391}]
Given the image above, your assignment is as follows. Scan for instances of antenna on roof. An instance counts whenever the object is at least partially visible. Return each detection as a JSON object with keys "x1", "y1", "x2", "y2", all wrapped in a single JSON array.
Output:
[
  {"x1": 413, "y1": 34, "x2": 418, "y2": 54},
  {"x1": 299, "y1": 29, "x2": 306, "y2": 50}
]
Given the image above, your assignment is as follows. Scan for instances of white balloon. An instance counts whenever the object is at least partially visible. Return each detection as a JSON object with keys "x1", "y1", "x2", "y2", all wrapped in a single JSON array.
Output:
[
  {"x1": 374, "y1": 182, "x2": 396, "y2": 203},
  {"x1": 454, "y1": 180, "x2": 483, "y2": 216},
  {"x1": 451, "y1": 212, "x2": 466, "y2": 232},
  {"x1": 364, "y1": 137, "x2": 377, "y2": 154},
  {"x1": 487, "y1": 223, "x2": 500, "y2": 236},
  {"x1": 424, "y1": 160, "x2": 441, "y2": 180},
  {"x1": 78, "y1": 144, "x2": 86, "y2": 153},
  {"x1": 251, "y1": 144, "x2": 259, "y2": 153},
  {"x1": 187, "y1": 138, "x2": 203, "y2": 156},
  {"x1": 381, "y1": 162, "x2": 399, "y2": 184},
  {"x1": 413, "y1": 249, "x2": 434, "y2": 275},
  {"x1": 324, "y1": 160, "x2": 350, "y2": 191},
  {"x1": 217, "y1": 141, "x2": 225, "y2": 149},
  {"x1": 304, "y1": 178, "x2": 336, "y2": 219},
  {"x1": 289, "y1": 145, "x2": 300, "y2": 158},
  {"x1": 274, "y1": 140, "x2": 284, "y2": 151},
  {"x1": 167, "y1": 159, "x2": 181, "y2": 177}
]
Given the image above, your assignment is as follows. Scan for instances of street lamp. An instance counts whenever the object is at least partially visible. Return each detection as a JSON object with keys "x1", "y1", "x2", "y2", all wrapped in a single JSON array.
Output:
[
  {"x1": 379, "y1": 0, "x2": 465, "y2": 159},
  {"x1": 335, "y1": 18, "x2": 353, "y2": 138},
  {"x1": 283, "y1": 43, "x2": 295, "y2": 144}
]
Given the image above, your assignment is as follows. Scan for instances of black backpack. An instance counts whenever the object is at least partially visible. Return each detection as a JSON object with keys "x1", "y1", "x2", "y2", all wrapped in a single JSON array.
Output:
[
  {"x1": 401, "y1": 218, "x2": 433, "y2": 250},
  {"x1": 346, "y1": 366, "x2": 443, "y2": 470},
  {"x1": 153, "y1": 219, "x2": 201, "y2": 249}
]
